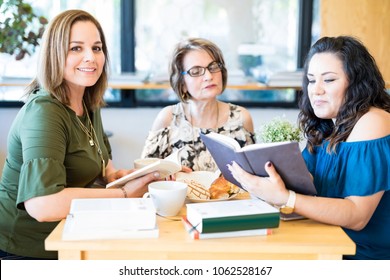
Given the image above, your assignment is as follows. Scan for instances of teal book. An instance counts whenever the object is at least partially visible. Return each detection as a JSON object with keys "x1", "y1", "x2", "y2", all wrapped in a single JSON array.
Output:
[
  {"x1": 186, "y1": 199, "x2": 280, "y2": 234},
  {"x1": 182, "y1": 216, "x2": 272, "y2": 239}
]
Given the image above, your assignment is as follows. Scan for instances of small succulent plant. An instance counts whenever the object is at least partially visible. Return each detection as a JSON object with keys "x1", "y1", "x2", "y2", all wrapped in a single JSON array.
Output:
[
  {"x1": 256, "y1": 116, "x2": 302, "y2": 143},
  {"x1": 0, "y1": 0, "x2": 48, "y2": 60}
]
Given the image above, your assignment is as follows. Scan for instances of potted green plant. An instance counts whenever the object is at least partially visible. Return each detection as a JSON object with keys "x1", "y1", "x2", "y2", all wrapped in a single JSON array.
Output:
[
  {"x1": 0, "y1": 0, "x2": 48, "y2": 61},
  {"x1": 256, "y1": 116, "x2": 302, "y2": 143}
]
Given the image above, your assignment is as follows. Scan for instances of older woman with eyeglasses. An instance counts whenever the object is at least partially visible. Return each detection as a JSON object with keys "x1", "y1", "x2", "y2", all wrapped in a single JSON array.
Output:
[{"x1": 141, "y1": 38, "x2": 255, "y2": 171}]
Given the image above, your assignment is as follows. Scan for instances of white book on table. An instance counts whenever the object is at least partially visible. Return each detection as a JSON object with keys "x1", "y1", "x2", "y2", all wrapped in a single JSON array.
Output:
[
  {"x1": 62, "y1": 218, "x2": 159, "y2": 241},
  {"x1": 62, "y1": 198, "x2": 158, "y2": 240}
]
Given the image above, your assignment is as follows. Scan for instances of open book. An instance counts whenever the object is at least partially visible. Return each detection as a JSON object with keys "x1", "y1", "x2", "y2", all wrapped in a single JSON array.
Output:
[
  {"x1": 62, "y1": 198, "x2": 159, "y2": 240},
  {"x1": 200, "y1": 132, "x2": 316, "y2": 196},
  {"x1": 106, "y1": 150, "x2": 182, "y2": 188}
]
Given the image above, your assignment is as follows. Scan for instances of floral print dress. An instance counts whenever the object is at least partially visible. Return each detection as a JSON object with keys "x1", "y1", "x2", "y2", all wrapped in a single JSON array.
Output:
[{"x1": 141, "y1": 103, "x2": 255, "y2": 171}]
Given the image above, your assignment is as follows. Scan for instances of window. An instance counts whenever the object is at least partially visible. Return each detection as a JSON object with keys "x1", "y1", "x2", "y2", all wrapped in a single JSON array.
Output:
[
  {"x1": 0, "y1": 0, "x2": 121, "y2": 104},
  {"x1": 129, "y1": 0, "x2": 316, "y2": 107},
  {"x1": 1, "y1": 0, "x2": 318, "y2": 107}
]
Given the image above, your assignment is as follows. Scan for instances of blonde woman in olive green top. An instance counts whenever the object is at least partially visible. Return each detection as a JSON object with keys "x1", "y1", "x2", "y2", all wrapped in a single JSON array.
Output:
[{"x1": 0, "y1": 10, "x2": 160, "y2": 260}]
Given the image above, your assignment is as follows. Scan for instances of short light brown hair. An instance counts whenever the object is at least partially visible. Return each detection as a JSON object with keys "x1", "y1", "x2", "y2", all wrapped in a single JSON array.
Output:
[
  {"x1": 26, "y1": 9, "x2": 109, "y2": 110},
  {"x1": 169, "y1": 38, "x2": 227, "y2": 102}
]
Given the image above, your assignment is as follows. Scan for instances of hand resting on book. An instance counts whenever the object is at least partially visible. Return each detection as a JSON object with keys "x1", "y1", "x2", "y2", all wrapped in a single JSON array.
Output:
[{"x1": 228, "y1": 161, "x2": 294, "y2": 207}]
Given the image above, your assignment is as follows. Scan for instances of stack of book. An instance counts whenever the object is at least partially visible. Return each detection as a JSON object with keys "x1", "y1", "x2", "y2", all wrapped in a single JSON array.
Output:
[
  {"x1": 183, "y1": 199, "x2": 280, "y2": 239},
  {"x1": 62, "y1": 198, "x2": 159, "y2": 240}
]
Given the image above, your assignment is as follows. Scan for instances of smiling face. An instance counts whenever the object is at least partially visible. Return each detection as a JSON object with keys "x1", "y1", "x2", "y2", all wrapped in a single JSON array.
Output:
[
  {"x1": 307, "y1": 52, "x2": 349, "y2": 119},
  {"x1": 182, "y1": 49, "x2": 223, "y2": 101},
  {"x1": 63, "y1": 20, "x2": 105, "y2": 93}
]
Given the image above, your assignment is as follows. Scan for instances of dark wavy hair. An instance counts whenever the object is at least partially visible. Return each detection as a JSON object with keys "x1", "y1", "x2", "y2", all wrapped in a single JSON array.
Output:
[
  {"x1": 298, "y1": 36, "x2": 390, "y2": 153},
  {"x1": 26, "y1": 9, "x2": 109, "y2": 111},
  {"x1": 169, "y1": 38, "x2": 228, "y2": 102}
]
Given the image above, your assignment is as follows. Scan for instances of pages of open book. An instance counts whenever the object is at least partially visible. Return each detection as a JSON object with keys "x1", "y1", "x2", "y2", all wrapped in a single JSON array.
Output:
[{"x1": 106, "y1": 149, "x2": 182, "y2": 188}]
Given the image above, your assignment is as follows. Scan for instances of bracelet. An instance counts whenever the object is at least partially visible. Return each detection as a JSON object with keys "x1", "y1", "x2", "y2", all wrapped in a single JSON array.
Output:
[{"x1": 120, "y1": 187, "x2": 128, "y2": 198}]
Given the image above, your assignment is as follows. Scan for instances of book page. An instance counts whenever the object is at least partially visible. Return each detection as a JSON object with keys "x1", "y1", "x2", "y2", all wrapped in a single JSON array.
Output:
[
  {"x1": 202, "y1": 132, "x2": 291, "y2": 152},
  {"x1": 202, "y1": 132, "x2": 241, "y2": 151},
  {"x1": 240, "y1": 140, "x2": 291, "y2": 152},
  {"x1": 106, "y1": 159, "x2": 181, "y2": 188},
  {"x1": 62, "y1": 216, "x2": 159, "y2": 240},
  {"x1": 163, "y1": 148, "x2": 181, "y2": 164}
]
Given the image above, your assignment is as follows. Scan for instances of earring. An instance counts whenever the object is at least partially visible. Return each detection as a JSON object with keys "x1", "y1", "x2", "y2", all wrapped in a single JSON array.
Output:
[{"x1": 182, "y1": 91, "x2": 190, "y2": 101}]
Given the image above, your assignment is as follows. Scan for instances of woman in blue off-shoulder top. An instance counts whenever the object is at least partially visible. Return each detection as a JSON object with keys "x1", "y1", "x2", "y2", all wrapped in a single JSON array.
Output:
[{"x1": 228, "y1": 36, "x2": 390, "y2": 260}]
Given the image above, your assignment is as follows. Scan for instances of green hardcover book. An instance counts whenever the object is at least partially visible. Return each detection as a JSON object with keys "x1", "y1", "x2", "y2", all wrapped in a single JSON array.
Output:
[{"x1": 186, "y1": 199, "x2": 280, "y2": 234}]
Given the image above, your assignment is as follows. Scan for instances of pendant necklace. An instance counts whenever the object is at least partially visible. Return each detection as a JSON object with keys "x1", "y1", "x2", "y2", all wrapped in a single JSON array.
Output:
[{"x1": 75, "y1": 101, "x2": 106, "y2": 177}]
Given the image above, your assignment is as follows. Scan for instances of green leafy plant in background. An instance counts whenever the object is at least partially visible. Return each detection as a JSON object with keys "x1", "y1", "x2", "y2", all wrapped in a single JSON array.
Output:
[
  {"x1": 256, "y1": 116, "x2": 302, "y2": 143},
  {"x1": 0, "y1": 0, "x2": 48, "y2": 60}
]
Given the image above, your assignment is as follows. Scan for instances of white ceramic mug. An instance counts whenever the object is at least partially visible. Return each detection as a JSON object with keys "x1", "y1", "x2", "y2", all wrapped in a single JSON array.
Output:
[
  {"x1": 143, "y1": 181, "x2": 188, "y2": 216},
  {"x1": 134, "y1": 158, "x2": 160, "y2": 169}
]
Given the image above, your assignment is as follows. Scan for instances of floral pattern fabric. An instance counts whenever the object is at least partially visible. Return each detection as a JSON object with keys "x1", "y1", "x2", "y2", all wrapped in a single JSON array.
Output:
[{"x1": 141, "y1": 103, "x2": 255, "y2": 171}]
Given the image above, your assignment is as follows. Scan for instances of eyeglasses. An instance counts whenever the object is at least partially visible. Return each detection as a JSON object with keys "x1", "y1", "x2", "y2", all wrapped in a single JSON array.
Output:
[{"x1": 181, "y1": 61, "x2": 223, "y2": 77}]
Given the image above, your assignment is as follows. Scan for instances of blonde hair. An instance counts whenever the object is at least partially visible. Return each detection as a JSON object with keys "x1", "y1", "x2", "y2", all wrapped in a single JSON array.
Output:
[{"x1": 26, "y1": 9, "x2": 109, "y2": 110}]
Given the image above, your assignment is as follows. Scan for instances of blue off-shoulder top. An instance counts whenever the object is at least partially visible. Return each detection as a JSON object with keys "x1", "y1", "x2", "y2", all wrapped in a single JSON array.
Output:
[{"x1": 302, "y1": 134, "x2": 390, "y2": 260}]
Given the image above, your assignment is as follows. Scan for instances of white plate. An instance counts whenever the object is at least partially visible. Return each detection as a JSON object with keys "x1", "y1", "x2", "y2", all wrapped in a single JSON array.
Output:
[
  {"x1": 186, "y1": 192, "x2": 239, "y2": 203},
  {"x1": 176, "y1": 171, "x2": 239, "y2": 203}
]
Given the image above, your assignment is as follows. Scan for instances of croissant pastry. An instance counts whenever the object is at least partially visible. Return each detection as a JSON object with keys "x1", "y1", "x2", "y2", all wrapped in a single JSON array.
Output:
[{"x1": 209, "y1": 176, "x2": 240, "y2": 199}]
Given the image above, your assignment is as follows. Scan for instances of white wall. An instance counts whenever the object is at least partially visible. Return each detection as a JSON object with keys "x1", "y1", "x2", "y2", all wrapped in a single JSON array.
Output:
[{"x1": 0, "y1": 106, "x2": 300, "y2": 176}]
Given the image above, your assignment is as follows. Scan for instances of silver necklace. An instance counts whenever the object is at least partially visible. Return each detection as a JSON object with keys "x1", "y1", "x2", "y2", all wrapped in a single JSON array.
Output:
[{"x1": 75, "y1": 101, "x2": 105, "y2": 177}]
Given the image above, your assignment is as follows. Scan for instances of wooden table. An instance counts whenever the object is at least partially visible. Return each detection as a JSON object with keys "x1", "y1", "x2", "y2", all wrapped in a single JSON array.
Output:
[{"x1": 45, "y1": 196, "x2": 355, "y2": 260}]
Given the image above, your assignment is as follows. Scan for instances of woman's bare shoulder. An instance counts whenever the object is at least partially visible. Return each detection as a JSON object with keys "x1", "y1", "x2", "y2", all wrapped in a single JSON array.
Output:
[
  {"x1": 150, "y1": 105, "x2": 174, "y2": 131},
  {"x1": 348, "y1": 107, "x2": 390, "y2": 141}
]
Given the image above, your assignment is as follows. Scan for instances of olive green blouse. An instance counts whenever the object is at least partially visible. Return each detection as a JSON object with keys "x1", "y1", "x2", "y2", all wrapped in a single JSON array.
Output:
[{"x1": 0, "y1": 89, "x2": 112, "y2": 259}]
